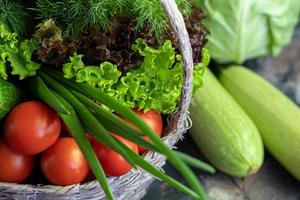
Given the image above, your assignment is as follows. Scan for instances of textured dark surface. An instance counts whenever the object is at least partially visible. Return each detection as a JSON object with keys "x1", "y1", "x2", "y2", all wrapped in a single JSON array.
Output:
[{"x1": 143, "y1": 25, "x2": 300, "y2": 200}]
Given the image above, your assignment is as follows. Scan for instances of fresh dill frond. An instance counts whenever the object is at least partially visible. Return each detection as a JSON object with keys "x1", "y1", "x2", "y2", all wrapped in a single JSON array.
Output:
[
  {"x1": 0, "y1": 0, "x2": 30, "y2": 38},
  {"x1": 85, "y1": 0, "x2": 124, "y2": 31},
  {"x1": 34, "y1": 0, "x2": 192, "y2": 41},
  {"x1": 133, "y1": 0, "x2": 169, "y2": 42},
  {"x1": 176, "y1": 0, "x2": 192, "y2": 16},
  {"x1": 33, "y1": 1, "x2": 76, "y2": 36},
  {"x1": 35, "y1": 0, "x2": 125, "y2": 37},
  {"x1": 133, "y1": 0, "x2": 191, "y2": 41}
]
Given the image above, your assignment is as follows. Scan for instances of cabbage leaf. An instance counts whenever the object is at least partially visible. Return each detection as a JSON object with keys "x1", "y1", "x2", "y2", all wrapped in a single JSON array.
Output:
[{"x1": 197, "y1": 0, "x2": 300, "y2": 63}]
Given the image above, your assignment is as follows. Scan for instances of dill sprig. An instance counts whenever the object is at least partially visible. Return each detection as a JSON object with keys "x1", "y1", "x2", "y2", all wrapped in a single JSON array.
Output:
[
  {"x1": 133, "y1": 0, "x2": 169, "y2": 41},
  {"x1": 34, "y1": 0, "x2": 191, "y2": 40},
  {"x1": 134, "y1": 0, "x2": 191, "y2": 41},
  {"x1": 34, "y1": 0, "x2": 125, "y2": 37},
  {"x1": 0, "y1": 0, "x2": 30, "y2": 38}
]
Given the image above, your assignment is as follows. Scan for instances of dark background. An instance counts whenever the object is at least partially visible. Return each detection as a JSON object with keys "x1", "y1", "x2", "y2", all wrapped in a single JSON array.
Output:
[{"x1": 142, "y1": 25, "x2": 300, "y2": 200}]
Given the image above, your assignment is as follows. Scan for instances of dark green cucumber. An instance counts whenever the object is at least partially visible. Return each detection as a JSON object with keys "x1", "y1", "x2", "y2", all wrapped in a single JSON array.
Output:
[
  {"x1": 0, "y1": 79, "x2": 20, "y2": 120},
  {"x1": 190, "y1": 68, "x2": 264, "y2": 177}
]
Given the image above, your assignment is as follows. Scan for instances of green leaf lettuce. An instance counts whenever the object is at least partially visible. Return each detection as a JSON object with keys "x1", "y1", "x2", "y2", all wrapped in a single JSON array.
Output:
[
  {"x1": 0, "y1": 23, "x2": 40, "y2": 80},
  {"x1": 63, "y1": 39, "x2": 209, "y2": 114}
]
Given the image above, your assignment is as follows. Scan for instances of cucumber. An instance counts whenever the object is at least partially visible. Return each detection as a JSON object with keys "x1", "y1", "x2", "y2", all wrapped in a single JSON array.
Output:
[
  {"x1": 190, "y1": 68, "x2": 264, "y2": 177},
  {"x1": 220, "y1": 66, "x2": 300, "y2": 180},
  {"x1": 0, "y1": 79, "x2": 20, "y2": 120}
]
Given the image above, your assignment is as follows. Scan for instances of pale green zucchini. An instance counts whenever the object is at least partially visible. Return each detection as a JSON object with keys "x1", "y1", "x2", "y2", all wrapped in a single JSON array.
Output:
[
  {"x1": 190, "y1": 68, "x2": 264, "y2": 177},
  {"x1": 220, "y1": 66, "x2": 300, "y2": 180}
]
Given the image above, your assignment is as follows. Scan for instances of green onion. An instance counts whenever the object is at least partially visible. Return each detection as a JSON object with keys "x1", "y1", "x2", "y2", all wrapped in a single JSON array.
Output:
[
  {"x1": 44, "y1": 69, "x2": 208, "y2": 199},
  {"x1": 174, "y1": 151, "x2": 215, "y2": 174},
  {"x1": 38, "y1": 71, "x2": 205, "y2": 199},
  {"x1": 39, "y1": 71, "x2": 136, "y2": 167},
  {"x1": 72, "y1": 88, "x2": 215, "y2": 174},
  {"x1": 70, "y1": 88, "x2": 145, "y2": 136},
  {"x1": 114, "y1": 138, "x2": 201, "y2": 199},
  {"x1": 26, "y1": 76, "x2": 115, "y2": 200},
  {"x1": 70, "y1": 88, "x2": 155, "y2": 147},
  {"x1": 28, "y1": 73, "x2": 211, "y2": 199}
]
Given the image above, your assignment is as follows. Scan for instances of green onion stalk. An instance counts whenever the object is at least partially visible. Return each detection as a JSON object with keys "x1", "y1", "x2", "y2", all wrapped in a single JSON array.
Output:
[{"x1": 24, "y1": 68, "x2": 214, "y2": 200}]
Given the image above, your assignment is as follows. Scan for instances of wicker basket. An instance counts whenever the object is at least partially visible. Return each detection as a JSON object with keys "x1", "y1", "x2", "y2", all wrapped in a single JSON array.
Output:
[{"x1": 0, "y1": 0, "x2": 195, "y2": 199}]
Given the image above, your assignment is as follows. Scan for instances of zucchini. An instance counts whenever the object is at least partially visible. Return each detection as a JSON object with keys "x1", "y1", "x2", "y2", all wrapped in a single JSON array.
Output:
[
  {"x1": 190, "y1": 68, "x2": 264, "y2": 177},
  {"x1": 0, "y1": 79, "x2": 20, "y2": 120},
  {"x1": 220, "y1": 66, "x2": 300, "y2": 180}
]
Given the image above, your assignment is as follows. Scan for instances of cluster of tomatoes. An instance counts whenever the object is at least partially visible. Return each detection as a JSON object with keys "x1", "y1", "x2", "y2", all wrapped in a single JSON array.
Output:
[{"x1": 0, "y1": 101, "x2": 163, "y2": 186}]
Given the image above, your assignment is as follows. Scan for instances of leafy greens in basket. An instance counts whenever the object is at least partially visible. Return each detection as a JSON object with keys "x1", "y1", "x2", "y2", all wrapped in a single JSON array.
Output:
[
  {"x1": 0, "y1": 24, "x2": 40, "y2": 80},
  {"x1": 34, "y1": 0, "x2": 191, "y2": 40},
  {"x1": 0, "y1": 1, "x2": 213, "y2": 199},
  {"x1": 63, "y1": 39, "x2": 209, "y2": 114}
]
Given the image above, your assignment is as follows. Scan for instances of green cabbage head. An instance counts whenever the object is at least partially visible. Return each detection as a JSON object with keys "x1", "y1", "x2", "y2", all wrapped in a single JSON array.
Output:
[{"x1": 198, "y1": 0, "x2": 300, "y2": 63}]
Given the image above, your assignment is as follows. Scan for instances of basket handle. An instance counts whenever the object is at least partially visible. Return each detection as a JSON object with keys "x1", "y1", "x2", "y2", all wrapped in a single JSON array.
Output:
[{"x1": 160, "y1": 0, "x2": 194, "y2": 130}]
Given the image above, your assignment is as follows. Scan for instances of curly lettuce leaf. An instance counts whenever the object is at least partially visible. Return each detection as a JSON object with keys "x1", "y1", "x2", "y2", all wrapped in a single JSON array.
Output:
[
  {"x1": 0, "y1": 23, "x2": 40, "y2": 80},
  {"x1": 63, "y1": 54, "x2": 121, "y2": 97},
  {"x1": 63, "y1": 39, "x2": 209, "y2": 114},
  {"x1": 193, "y1": 48, "x2": 210, "y2": 92},
  {"x1": 198, "y1": 0, "x2": 300, "y2": 64},
  {"x1": 0, "y1": 23, "x2": 18, "y2": 79},
  {"x1": 63, "y1": 53, "x2": 85, "y2": 79},
  {"x1": 129, "y1": 39, "x2": 183, "y2": 113}
]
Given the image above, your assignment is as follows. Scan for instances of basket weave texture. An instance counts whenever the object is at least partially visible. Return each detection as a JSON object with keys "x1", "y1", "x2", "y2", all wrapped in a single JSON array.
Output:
[{"x1": 0, "y1": 0, "x2": 195, "y2": 199}]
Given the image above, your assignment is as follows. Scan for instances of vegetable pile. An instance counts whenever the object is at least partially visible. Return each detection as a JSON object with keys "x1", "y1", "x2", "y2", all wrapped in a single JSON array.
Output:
[
  {"x1": 2, "y1": 0, "x2": 299, "y2": 199},
  {"x1": 220, "y1": 66, "x2": 300, "y2": 180},
  {"x1": 189, "y1": 0, "x2": 300, "y2": 187},
  {"x1": 0, "y1": 1, "x2": 213, "y2": 200}
]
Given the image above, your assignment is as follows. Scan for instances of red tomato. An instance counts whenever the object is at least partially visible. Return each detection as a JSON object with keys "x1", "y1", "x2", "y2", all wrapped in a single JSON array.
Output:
[
  {"x1": 41, "y1": 137, "x2": 89, "y2": 186},
  {"x1": 4, "y1": 101, "x2": 61, "y2": 155},
  {"x1": 92, "y1": 134, "x2": 138, "y2": 177},
  {"x1": 0, "y1": 140, "x2": 35, "y2": 183},
  {"x1": 120, "y1": 109, "x2": 163, "y2": 154}
]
